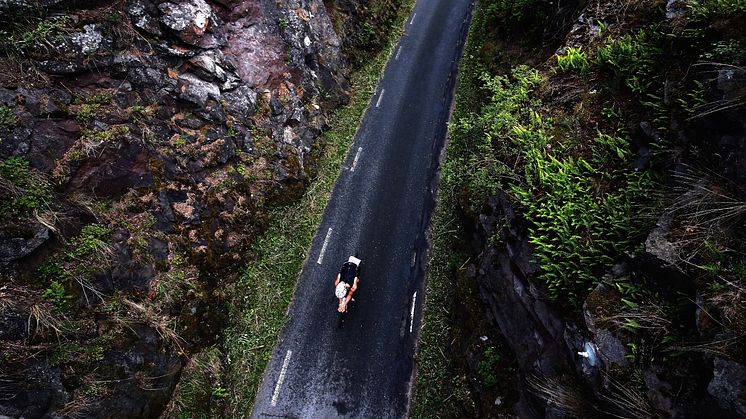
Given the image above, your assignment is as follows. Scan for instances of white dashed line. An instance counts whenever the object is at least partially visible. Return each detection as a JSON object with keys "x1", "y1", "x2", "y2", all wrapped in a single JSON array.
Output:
[
  {"x1": 410, "y1": 13, "x2": 416, "y2": 25},
  {"x1": 351, "y1": 147, "x2": 363, "y2": 172},
  {"x1": 410, "y1": 251, "x2": 416, "y2": 267},
  {"x1": 271, "y1": 350, "x2": 293, "y2": 407},
  {"x1": 396, "y1": 46, "x2": 402, "y2": 60},
  {"x1": 317, "y1": 228, "x2": 333, "y2": 264},
  {"x1": 376, "y1": 89, "x2": 385, "y2": 108},
  {"x1": 409, "y1": 292, "x2": 417, "y2": 333}
]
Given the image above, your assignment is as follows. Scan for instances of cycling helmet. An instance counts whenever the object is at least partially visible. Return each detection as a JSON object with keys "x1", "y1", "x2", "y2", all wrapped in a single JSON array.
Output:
[{"x1": 335, "y1": 283, "x2": 348, "y2": 299}]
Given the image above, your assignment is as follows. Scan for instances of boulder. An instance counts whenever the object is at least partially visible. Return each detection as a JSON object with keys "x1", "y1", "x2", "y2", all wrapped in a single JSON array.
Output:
[
  {"x1": 0, "y1": 223, "x2": 50, "y2": 264},
  {"x1": 70, "y1": 24, "x2": 105, "y2": 55},
  {"x1": 158, "y1": 0, "x2": 224, "y2": 48},
  {"x1": 127, "y1": 0, "x2": 163, "y2": 36},
  {"x1": 708, "y1": 357, "x2": 746, "y2": 417},
  {"x1": 177, "y1": 73, "x2": 220, "y2": 106}
]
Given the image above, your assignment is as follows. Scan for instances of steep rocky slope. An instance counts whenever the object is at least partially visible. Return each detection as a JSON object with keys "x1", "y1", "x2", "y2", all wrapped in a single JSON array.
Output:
[
  {"x1": 417, "y1": 0, "x2": 746, "y2": 417},
  {"x1": 0, "y1": 0, "x2": 400, "y2": 417}
]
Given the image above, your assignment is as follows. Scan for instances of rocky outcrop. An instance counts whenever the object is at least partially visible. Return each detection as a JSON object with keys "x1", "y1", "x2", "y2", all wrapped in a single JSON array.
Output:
[{"x1": 0, "y1": 0, "x2": 400, "y2": 416}]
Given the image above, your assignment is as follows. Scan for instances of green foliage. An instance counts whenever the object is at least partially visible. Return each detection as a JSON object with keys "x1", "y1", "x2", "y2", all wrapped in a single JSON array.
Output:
[
  {"x1": 596, "y1": 30, "x2": 662, "y2": 94},
  {"x1": 43, "y1": 280, "x2": 68, "y2": 308},
  {"x1": 68, "y1": 224, "x2": 111, "y2": 259},
  {"x1": 278, "y1": 17, "x2": 289, "y2": 29},
  {"x1": 690, "y1": 0, "x2": 746, "y2": 20},
  {"x1": 510, "y1": 116, "x2": 657, "y2": 302},
  {"x1": 556, "y1": 47, "x2": 589, "y2": 74},
  {"x1": 445, "y1": 66, "x2": 542, "y2": 213},
  {"x1": 0, "y1": 105, "x2": 18, "y2": 127},
  {"x1": 700, "y1": 39, "x2": 746, "y2": 65},
  {"x1": 211, "y1": 387, "x2": 228, "y2": 398},
  {"x1": 494, "y1": 0, "x2": 543, "y2": 23},
  {"x1": 0, "y1": 156, "x2": 52, "y2": 217},
  {"x1": 478, "y1": 347, "x2": 501, "y2": 387},
  {"x1": 597, "y1": 29, "x2": 668, "y2": 131},
  {"x1": 81, "y1": 125, "x2": 130, "y2": 144},
  {"x1": 0, "y1": 16, "x2": 70, "y2": 54}
]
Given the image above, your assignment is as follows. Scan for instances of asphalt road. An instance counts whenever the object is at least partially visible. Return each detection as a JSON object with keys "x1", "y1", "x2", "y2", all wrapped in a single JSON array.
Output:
[{"x1": 250, "y1": 0, "x2": 474, "y2": 417}]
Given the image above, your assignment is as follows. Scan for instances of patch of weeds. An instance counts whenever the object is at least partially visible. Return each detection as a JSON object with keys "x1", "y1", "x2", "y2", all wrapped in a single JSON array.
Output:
[
  {"x1": 597, "y1": 29, "x2": 663, "y2": 95},
  {"x1": 478, "y1": 347, "x2": 501, "y2": 387},
  {"x1": 0, "y1": 156, "x2": 52, "y2": 217},
  {"x1": 700, "y1": 39, "x2": 746, "y2": 65},
  {"x1": 223, "y1": 0, "x2": 418, "y2": 412},
  {"x1": 278, "y1": 17, "x2": 289, "y2": 29},
  {"x1": 689, "y1": 0, "x2": 746, "y2": 20},
  {"x1": 0, "y1": 105, "x2": 18, "y2": 127},
  {"x1": 42, "y1": 280, "x2": 69, "y2": 309},
  {"x1": 162, "y1": 346, "x2": 224, "y2": 419},
  {"x1": 67, "y1": 224, "x2": 111, "y2": 260},
  {"x1": 0, "y1": 16, "x2": 71, "y2": 54},
  {"x1": 556, "y1": 47, "x2": 589, "y2": 74},
  {"x1": 81, "y1": 125, "x2": 130, "y2": 145}
]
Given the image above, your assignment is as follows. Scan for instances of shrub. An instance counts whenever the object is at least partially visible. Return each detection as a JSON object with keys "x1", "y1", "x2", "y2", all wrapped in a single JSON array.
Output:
[{"x1": 556, "y1": 47, "x2": 589, "y2": 74}]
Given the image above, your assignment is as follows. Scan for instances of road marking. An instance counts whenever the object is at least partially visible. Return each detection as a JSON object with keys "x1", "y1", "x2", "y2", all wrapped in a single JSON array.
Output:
[
  {"x1": 271, "y1": 350, "x2": 293, "y2": 407},
  {"x1": 317, "y1": 228, "x2": 333, "y2": 264},
  {"x1": 410, "y1": 13, "x2": 416, "y2": 25},
  {"x1": 409, "y1": 292, "x2": 417, "y2": 333},
  {"x1": 351, "y1": 147, "x2": 363, "y2": 172},
  {"x1": 410, "y1": 251, "x2": 416, "y2": 267},
  {"x1": 375, "y1": 89, "x2": 385, "y2": 108},
  {"x1": 395, "y1": 46, "x2": 402, "y2": 60}
]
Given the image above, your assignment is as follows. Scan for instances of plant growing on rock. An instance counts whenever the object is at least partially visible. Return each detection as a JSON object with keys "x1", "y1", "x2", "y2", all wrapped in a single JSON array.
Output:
[
  {"x1": 556, "y1": 47, "x2": 589, "y2": 74},
  {"x1": 0, "y1": 156, "x2": 53, "y2": 218},
  {"x1": 0, "y1": 105, "x2": 18, "y2": 127}
]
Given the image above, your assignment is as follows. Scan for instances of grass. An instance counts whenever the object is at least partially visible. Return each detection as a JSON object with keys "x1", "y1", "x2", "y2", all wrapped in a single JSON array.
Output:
[
  {"x1": 221, "y1": 0, "x2": 416, "y2": 415},
  {"x1": 0, "y1": 105, "x2": 18, "y2": 127}
]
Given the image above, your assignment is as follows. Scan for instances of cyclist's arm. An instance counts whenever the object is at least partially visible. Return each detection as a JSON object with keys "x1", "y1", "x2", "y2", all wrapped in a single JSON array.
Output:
[{"x1": 334, "y1": 273, "x2": 340, "y2": 286}]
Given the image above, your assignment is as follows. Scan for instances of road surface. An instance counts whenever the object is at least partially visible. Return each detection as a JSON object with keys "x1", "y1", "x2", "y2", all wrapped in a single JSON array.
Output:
[{"x1": 251, "y1": 0, "x2": 474, "y2": 416}]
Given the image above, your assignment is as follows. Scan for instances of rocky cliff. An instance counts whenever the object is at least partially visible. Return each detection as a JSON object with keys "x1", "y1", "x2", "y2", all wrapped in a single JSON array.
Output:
[
  {"x1": 425, "y1": 0, "x2": 746, "y2": 417},
  {"x1": 0, "y1": 0, "x2": 400, "y2": 416}
]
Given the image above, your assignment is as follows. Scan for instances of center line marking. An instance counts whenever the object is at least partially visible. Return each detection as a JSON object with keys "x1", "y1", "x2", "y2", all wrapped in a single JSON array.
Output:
[
  {"x1": 317, "y1": 228, "x2": 332, "y2": 264},
  {"x1": 409, "y1": 292, "x2": 417, "y2": 333},
  {"x1": 375, "y1": 89, "x2": 385, "y2": 108},
  {"x1": 410, "y1": 13, "x2": 416, "y2": 25},
  {"x1": 395, "y1": 46, "x2": 402, "y2": 60},
  {"x1": 271, "y1": 350, "x2": 293, "y2": 407},
  {"x1": 351, "y1": 147, "x2": 363, "y2": 172}
]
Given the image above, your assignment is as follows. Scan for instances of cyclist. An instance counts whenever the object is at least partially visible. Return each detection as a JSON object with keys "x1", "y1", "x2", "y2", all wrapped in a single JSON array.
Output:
[{"x1": 334, "y1": 260, "x2": 359, "y2": 313}]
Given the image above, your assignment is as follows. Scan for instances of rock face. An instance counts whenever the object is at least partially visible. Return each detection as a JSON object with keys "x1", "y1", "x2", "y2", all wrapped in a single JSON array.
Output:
[{"x1": 0, "y1": 0, "x2": 401, "y2": 417}]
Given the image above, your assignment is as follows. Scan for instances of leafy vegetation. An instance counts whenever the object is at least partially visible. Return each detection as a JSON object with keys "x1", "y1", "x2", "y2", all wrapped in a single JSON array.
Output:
[
  {"x1": 0, "y1": 16, "x2": 71, "y2": 54},
  {"x1": 556, "y1": 47, "x2": 589, "y2": 74},
  {"x1": 0, "y1": 105, "x2": 18, "y2": 127},
  {"x1": 0, "y1": 156, "x2": 52, "y2": 217}
]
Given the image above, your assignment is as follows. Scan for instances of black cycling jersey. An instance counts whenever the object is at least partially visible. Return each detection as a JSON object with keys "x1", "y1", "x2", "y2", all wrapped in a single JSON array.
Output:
[{"x1": 339, "y1": 261, "x2": 357, "y2": 286}]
